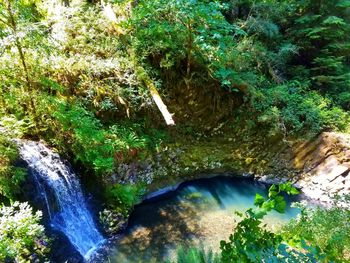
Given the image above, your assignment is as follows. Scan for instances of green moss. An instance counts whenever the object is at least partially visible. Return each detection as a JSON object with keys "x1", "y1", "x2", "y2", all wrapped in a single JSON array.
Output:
[{"x1": 147, "y1": 123, "x2": 293, "y2": 192}]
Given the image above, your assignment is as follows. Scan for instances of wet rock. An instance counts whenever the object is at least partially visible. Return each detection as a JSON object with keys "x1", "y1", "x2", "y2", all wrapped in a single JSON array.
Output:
[
  {"x1": 104, "y1": 131, "x2": 350, "y2": 209},
  {"x1": 291, "y1": 132, "x2": 350, "y2": 205},
  {"x1": 257, "y1": 174, "x2": 286, "y2": 185},
  {"x1": 99, "y1": 209, "x2": 128, "y2": 235},
  {"x1": 49, "y1": 231, "x2": 84, "y2": 263}
]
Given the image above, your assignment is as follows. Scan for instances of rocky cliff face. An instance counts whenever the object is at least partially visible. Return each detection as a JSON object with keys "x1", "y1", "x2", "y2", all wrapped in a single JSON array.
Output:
[
  {"x1": 291, "y1": 132, "x2": 350, "y2": 204},
  {"x1": 103, "y1": 129, "x2": 350, "y2": 206},
  {"x1": 149, "y1": 131, "x2": 350, "y2": 205}
]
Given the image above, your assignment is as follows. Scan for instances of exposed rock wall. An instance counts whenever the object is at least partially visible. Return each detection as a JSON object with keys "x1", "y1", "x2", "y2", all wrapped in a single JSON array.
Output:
[
  {"x1": 156, "y1": 131, "x2": 350, "y2": 205},
  {"x1": 102, "y1": 129, "x2": 350, "y2": 206},
  {"x1": 291, "y1": 132, "x2": 350, "y2": 203}
]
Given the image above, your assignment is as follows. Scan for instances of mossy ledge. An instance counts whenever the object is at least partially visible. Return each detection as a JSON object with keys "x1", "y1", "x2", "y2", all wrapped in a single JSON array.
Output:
[{"x1": 104, "y1": 128, "x2": 350, "y2": 206}]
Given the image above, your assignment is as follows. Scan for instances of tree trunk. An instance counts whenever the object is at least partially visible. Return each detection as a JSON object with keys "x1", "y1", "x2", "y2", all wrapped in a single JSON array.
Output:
[
  {"x1": 7, "y1": 0, "x2": 31, "y2": 91},
  {"x1": 99, "y1": 3, "x2": 175, "y2": 125},
  {"x1": 6, "y1": 0, "x2": 37, "y2": 116},
  {"x1": 136, "y1": 67, "x2": 175, "y2": 126}
]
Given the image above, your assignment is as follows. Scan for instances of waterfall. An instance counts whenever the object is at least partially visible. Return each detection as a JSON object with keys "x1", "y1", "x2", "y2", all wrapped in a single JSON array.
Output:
[{"x1": 18, "y1": 140, "x2": 104, "y2": 259}]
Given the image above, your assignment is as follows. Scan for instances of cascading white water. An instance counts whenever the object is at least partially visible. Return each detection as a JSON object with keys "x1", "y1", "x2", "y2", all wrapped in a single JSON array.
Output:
[{"x1": 18, "y1": 140, "x2": 104, "y2": 259}]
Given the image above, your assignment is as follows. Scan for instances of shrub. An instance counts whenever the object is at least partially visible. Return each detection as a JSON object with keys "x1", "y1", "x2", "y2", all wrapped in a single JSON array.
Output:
[
  {"x1": 0, "y1": 202, "x2": 49, "y2": 262},
  {"x1": 171, "y1": 247, "x2": 220, "y2": 263},
  {"x1": 50, "y1": 99, "x2": 150, "y2": 175},
  {"x1": 105, "y1": 183, "x2": 146, "y2": 216},
  {"x1": 0, "y1": 134, "x2": 27, "y2": 201},
  {"x1": 283, "y1": 198, "x2": 350, "y2": 262},
  {"x1": 128, "y1": 0, "x2": 248, "y2": 89},
  {"x1": 219, "y1": 183, "x2": 309, "y2": 262},
  {"x1": 251, "y1": 82, "x2": 349, "y2": 136}
]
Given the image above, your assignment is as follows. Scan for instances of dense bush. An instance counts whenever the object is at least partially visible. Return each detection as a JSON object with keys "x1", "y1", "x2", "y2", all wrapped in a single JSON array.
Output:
[
  {"x1": 18, "y1": 95, "x2": 160, "y2": 176},
  {"x1": 251, "y1": 82, "x2": 349, "y2": 136},
  {"x1": 218, "y1": 183, "x2": 313, "y2": 262},
  {"x1": 0, "y1": 134, "x2": 26, "y2": 201},
  {"x1": 283, "y1": 198, "x2": 350, "y2": 262},
  {"x1": 52, "y1": 101, "x2": 119, "y2": 174},
  {"x1": 0, "y1": 202, "x2": 49, "y2": 262},
  {"x1": 129, "y1": 0, "x2": 232, "y2": 72},
  {"x1": 219, "y1": 0, "x2": 350, "y2": 136},
  {"x1": 105, "y1": 183, "x2": 146, "y2": 216}
]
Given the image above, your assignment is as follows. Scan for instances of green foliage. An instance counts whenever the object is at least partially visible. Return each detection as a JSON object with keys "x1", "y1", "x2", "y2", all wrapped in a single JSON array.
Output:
[
  {"x1": 0, "y1": 201, "x2": 49, "y2": 262},
  {"x1": 129, "y1": 0, "x2": 232, "y2": 64},
  {"x1": 219, "y1": 0, "x2": 350, "y2": 136},
  {"x1": 1, "y1": 0, "x2": 349, "y2": 151},
  {"x1": 0, "y1": 115, "x2": 33, "y2": 137},
  {"x1": 174, "y1": 184, "x2": 350, "y2": 262},
  {"x1": 285, "y1": 0, "x2": 350, "y2": 109},
  {"x1": 39, "y1": 3, "x2": 151, "y2": 115},
  {"x1": 128, "y1": 0, "x2": 247, "y2": 88},
  {"x1": 0, "y1": 0, "x2": 49, "y2": 82},
  {"x1": 0, "y1": 134, "x2": 26, "y2": 201},
  {"x1": 33, "y1": 96, "x2": 153, "y2": 175},
  {"x1": 219, "y1": 183, "x2": 316, "y2": 262},
  {"x1": 105, "y1": 183, "x2": 146, "y2": 216},
  {"x1": 171, "y1": 247, "x2": 220, "y2": 263},
  {"x1": 52, "y1": 100, "x2": 116, "y2": 174},
  {"x1": 283, "y1": 198, "x2": 350, "y2": 262},
  {"x1": 251, "y1": 82, "x2": 349, "y2": 136},
  {"x1": 0, "y1": 5, "x2": 350, "y2": 258}
]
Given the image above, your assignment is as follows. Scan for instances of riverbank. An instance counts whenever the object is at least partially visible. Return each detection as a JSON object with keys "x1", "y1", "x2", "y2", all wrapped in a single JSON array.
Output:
[{"x1": 109, "y1": 129, "x2": 350, "y2": 207}]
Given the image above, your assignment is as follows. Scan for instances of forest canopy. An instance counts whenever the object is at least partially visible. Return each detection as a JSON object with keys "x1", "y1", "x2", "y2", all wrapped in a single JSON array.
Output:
[{"x1": 0, "y1": 0, "x2": 349, "y2": 142}]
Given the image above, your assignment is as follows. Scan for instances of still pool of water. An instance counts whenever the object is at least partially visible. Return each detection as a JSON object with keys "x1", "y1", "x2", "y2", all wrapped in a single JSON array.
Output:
[{"x1": 101, "y1": 176, "x2": 300, "y2": 263}]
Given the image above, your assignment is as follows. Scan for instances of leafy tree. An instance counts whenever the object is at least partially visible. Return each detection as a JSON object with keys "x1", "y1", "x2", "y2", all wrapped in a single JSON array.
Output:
[
  {"x1": 128, "y1": 0, "x2": 248, "y2": 90},
  {"x1": 0, "y1": 0, "x2": 47, "y2": 115},
  {"x1": 222, "y1": 0, "x2": 298, "y2": 82},
  {"x1": 286, "y1": 0, "x2": 350, "y2": 109},
  {"x1": 0, "y1": 0, "x2": 34, "y2": 89}
]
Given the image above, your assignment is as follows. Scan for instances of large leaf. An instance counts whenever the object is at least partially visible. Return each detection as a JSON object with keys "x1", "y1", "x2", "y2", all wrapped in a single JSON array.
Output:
[
  {"x1": 254, "y1": 193, "x2": 265, "y2": 207},
  {"x1": 274, "y1": 196, "x2": 287, "y2": 213}
]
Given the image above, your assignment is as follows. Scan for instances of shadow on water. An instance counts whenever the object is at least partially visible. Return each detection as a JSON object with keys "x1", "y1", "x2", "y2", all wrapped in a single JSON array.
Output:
[
  {"x1": 106, "y1": 176, "x2": 301, "y2": 263},
  {"x1": 113, "y1": 197, "x2": 203, "y2": 262}
]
